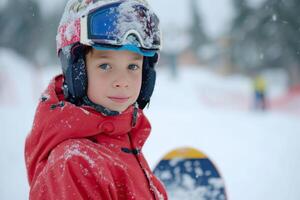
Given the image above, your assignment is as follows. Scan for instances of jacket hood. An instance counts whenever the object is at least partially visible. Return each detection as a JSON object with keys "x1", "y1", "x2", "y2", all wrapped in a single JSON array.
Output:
[{"x1": 25, "y1": 74, "x2": 151, "y2": 184}]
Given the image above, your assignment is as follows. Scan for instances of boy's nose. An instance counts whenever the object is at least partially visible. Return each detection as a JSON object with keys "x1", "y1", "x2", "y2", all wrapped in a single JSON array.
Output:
[{"x1": 113, "y1": 79, "x2": 129, "y2": 88}]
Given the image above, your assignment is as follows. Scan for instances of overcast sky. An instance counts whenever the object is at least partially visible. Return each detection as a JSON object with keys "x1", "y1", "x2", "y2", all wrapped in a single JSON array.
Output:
[
  {"x1": 148, "y1": 0, "x2": 234, "y2": 38},
  {"x1": 0, "y1": 0, "x2": 266, "y2": 39},
  {"x1": 36, "y1": 0, "x2": 234, "y2": 38}
]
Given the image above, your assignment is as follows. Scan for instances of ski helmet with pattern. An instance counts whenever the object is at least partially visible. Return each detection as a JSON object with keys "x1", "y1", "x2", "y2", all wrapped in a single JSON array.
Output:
[{"x1": 56, "y1": 0, "x2": 162, "y2": 110}]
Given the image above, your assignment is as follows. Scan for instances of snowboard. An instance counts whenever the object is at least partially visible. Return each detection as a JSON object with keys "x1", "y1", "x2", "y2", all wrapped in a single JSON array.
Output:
[{"x1": 153, "y1": 147, "x2": 227, "y2": 200}]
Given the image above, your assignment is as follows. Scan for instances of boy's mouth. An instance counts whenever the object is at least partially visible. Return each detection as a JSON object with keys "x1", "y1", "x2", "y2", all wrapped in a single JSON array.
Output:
[{"x1": 108, "y1": 96, "x2": 130, "y2": 103}]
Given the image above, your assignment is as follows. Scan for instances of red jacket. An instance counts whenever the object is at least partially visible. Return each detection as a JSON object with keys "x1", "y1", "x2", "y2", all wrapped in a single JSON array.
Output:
[{"x1": 25, "y1": 75, "x2": 167, "y2": 200}]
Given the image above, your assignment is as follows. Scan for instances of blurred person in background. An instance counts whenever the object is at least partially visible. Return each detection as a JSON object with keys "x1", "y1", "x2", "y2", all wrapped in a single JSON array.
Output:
[{"x1": 253, "y1": 75, "x2": 267, "y2": 111}]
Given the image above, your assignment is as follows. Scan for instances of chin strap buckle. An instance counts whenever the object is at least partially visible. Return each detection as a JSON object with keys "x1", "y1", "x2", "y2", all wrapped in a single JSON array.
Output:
[
  {"x1": 131, "y1": 102, "x2": 139, "y2": 127},
  {"x1": 62, "y1": 83, "x2": 69, "y2": 100}
]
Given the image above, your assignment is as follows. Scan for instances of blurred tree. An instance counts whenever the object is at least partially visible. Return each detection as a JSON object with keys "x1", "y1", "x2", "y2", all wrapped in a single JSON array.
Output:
[
  {"x1": 230, "y1": 0, "x2": 259, "y2": 72},
  {"x1": 0, "y1": 0, "x2": 42, "y2": 63},
  {"x1": 35, "y1": 12, "x2": 62, "y2": 65},
  {"x1": 189, "y1": 0, "x2": 208, "y2": 54},
  {"x1": 270, "y1": 0, "x2": 300, "y2": 86},
  {"x1": 230, "y1": 0, "x2": 300, "y2": 86},
  {"x1": 0, "y1": 0, "x2": 63, "y2": 66}
]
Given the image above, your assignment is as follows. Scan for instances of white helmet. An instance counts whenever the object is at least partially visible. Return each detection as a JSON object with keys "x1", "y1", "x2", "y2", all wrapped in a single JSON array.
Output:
[{"x1": 56, "y1": 0, "x2": 161, "y2": 112}]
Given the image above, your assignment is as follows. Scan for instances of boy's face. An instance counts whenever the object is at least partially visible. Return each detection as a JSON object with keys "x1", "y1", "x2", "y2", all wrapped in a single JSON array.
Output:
[{"x1": 85, "y1": 49, "x2": 143, "y2": 112}]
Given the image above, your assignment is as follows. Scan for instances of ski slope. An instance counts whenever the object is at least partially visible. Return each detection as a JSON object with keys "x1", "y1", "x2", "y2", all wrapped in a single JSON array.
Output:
[{"x1": 0, "y1": 49, "x2": 300, "y2": 200}]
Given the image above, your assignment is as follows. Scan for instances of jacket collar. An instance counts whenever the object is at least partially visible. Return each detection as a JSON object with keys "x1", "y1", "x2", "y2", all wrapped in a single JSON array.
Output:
[{"x1": 26, "y1": 74, "x2": 151, "y2": 183}]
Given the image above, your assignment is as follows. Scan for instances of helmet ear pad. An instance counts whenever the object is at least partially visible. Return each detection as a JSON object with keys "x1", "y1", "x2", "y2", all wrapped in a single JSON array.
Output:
[
  {"x1": 137, "y1": 54, "x2": 158, "y2": 109},
  {"x1": 59, "y1": 44, "x2": 88, "y2": 105}
]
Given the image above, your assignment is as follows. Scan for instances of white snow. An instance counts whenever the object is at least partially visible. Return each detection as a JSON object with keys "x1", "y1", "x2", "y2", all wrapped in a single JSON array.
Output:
[
  {"x1": 62, "y1": 143, "x2": 96, "y2": 168},
  {"x1": 0, "y1": 49, "x2": 300, "y2": 200},
  {"x1": 143, "y1": 67, "x2": 300, "y2": 200}
]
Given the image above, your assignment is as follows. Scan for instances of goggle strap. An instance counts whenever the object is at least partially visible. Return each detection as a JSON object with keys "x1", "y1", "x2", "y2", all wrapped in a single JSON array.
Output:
[
  {"x1": 80, "y1": 15, "x2": 92, "y2": 46},
  {"x1": 57, "y1": 19, "x2": 81, "y2": 54}
]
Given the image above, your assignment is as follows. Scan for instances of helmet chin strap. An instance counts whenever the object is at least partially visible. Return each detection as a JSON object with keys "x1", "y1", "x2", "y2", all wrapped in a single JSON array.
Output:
[
  {"x1": 82, "y1": 96, "x2": 139, "y2": 127},
  {"x1": 82, "y1": 96, "x2": 120, "y2": 116}
]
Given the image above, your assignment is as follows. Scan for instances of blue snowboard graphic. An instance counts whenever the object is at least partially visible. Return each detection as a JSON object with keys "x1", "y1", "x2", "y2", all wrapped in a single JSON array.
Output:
[{"x1": 153, "y1": 147, "x2": 227, "y2": 200}]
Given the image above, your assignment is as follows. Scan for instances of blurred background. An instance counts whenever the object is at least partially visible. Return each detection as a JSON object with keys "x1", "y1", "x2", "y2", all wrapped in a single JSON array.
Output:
[{"x1": 1, "y1": 0, "x2": 300, "y2": 199}]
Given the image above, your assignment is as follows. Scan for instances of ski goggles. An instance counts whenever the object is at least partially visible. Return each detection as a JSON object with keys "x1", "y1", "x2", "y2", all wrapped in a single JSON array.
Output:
[{"x1": 80, "y1": 1, "x2": 162, "y2": 53}]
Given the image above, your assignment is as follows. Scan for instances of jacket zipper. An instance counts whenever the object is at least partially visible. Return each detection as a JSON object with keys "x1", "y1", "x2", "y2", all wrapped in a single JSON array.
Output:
[{"x1": 126, "y1": 132, "x2": 158, "y2": 200}]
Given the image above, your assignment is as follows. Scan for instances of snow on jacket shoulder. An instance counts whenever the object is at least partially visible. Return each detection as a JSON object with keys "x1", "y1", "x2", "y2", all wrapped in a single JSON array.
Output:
[{"x1": 25, "y1": 75, "x2": 167, "y2": 200}]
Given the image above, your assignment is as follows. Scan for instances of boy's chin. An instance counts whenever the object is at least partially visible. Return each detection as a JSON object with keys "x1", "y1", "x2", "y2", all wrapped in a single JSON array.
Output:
[
  {"x1": 111, "y1": 105, "x2": 131, "y2": 113},
  {"x1": 107, "y1": 100, "x2": 137, "y2": 113}
]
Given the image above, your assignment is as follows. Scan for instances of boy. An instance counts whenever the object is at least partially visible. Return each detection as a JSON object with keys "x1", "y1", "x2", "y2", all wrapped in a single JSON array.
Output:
[{"x1": 24, "y1": 0, "x2": 167, "y2": 199}]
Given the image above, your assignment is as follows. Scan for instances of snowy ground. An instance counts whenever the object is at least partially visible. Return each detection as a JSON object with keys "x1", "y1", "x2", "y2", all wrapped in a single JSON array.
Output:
[{"x1": 1, "y1": 49, "x2": 300, "y2": 200}]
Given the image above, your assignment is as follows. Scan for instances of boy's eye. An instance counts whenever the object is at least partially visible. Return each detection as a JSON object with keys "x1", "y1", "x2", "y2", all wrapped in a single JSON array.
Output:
[
  {"x1": 128, "y1": 64, "x2": 140, "y2": 71},
  {"x1": 99, "y1": 64, "x2": 111, "y2": 71}
]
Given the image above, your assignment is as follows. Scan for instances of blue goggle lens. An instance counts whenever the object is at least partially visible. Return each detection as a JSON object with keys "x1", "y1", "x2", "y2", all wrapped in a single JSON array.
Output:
[{"x1": 87, "y1": 2, "x2": 161, "y2": 50}]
